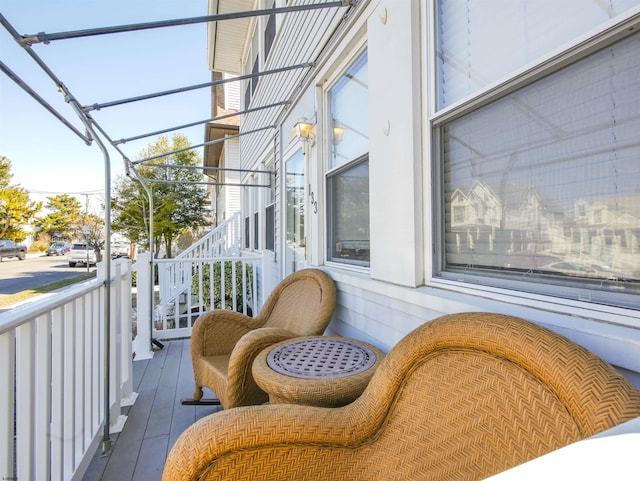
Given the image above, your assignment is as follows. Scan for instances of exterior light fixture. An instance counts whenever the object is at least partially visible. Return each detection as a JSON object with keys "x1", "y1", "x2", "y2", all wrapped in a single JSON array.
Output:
[
  {"x1": 332, "y1": 123, "x2": 345, "y2": 144},
  {"x1": 294, "y1": 119, "x2": 314, "y2": 141}
]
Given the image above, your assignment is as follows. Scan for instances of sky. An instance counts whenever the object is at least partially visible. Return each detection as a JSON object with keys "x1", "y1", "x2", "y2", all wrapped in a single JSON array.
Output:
[{"x1": 0, "y1": 0, "x2": 213, "y2": 213}]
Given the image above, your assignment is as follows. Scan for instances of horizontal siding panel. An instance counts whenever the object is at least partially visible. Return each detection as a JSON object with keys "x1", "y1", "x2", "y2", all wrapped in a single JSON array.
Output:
[
  {"x1": 325, "y1": 268, "x2": 640, "y2": 374},
  {"x1": 239, "y1": 2, "x2": 352, "y2": 168}
]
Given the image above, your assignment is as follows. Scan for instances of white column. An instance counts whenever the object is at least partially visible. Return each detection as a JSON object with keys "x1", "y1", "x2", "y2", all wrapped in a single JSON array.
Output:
[{"x1": 132, "y1": 252, "x2": 154, "y2": 360}]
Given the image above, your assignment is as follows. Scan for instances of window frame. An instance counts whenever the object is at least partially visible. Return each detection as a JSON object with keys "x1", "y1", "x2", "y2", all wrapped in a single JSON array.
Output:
[
  {"x1": 326, "y1": 154, "x2": 370, "y2": 267},
  {"x1": 323, "y1": 48, "x2": 370, "y2": 268},
  {"x1": 430, "y1": 8, "x2": 640, "y2": 311}
]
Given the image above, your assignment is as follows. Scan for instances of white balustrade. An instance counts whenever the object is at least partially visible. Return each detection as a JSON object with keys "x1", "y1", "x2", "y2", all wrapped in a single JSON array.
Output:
[{"x1": 0, "y1": 258, "x2": 134, "y2": 481}]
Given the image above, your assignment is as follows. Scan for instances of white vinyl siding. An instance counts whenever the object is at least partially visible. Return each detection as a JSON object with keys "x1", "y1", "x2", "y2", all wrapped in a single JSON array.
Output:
[{"x1": 239, "y1": 5, "x2": 349, "y2": 171}]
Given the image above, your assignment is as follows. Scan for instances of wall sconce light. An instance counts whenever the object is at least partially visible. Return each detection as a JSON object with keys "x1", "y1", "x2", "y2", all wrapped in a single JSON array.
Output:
[
  {"x1": 332, "y1": 123, "x2": 345, "y2": 144},
  {"x1": 294, "y1": 119, "x2": 315, "y2": 141}
]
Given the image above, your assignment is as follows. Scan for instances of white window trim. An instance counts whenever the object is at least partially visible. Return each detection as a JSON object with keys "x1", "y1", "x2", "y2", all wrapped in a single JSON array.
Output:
[{"x1": 321, "y1": 45, "x2": 371, "y2": 269}]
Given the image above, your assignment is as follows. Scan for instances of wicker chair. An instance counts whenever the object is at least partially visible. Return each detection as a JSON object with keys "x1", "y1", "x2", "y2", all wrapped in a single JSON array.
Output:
[
  {"x1": 189, "y1": 268, "x2": 336, "y2": 409},
  {"x1": 165, "y1": 312, "x2": 640, "y2": 481}
]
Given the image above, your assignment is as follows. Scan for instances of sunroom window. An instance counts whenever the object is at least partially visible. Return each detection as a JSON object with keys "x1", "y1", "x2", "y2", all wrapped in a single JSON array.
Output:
[
  {"x1": 435, "y1": 30, "x2": 640, "y2": 309},
  {"x1": 326, "y1": 50, "x2": 370, "y2": 266}
]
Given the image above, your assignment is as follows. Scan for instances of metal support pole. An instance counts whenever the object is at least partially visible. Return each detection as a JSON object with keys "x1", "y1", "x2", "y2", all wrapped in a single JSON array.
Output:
[
  {"x1": 83, "y1": 65, "x2": 310, "y2": 112},
  {"x1": 126, "y1": 170, "x2": 163, "y2": 352},
  {"x1": 142, "y1": 163, "x2": 274, "y2": 175},
  {"x1": 135, "y1": 178, "x2": 271, "y2": 188},
  {"x1": 113, "y1": 101, "x2": 289, "y2": 145},
  {"x1": 67, "y1": 106, "x2": 113, "y2": 454},
  {"x1": 18, "y1": 2, "x2": 356, "y2": 45},
  {"x1": 131, "y1": 125, "x2": 276, "y2": 165}
]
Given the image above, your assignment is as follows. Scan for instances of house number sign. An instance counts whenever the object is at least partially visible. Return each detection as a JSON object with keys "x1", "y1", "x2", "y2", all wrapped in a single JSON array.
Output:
[{"x1": 309, "y1": 186, "x2": 318, "y2": 214}]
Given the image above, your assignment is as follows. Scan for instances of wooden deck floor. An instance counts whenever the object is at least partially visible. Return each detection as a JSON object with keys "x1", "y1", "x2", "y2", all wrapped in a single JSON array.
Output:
[{"x1": 82, "y1": 339, "x2": 222, "y2": 481}]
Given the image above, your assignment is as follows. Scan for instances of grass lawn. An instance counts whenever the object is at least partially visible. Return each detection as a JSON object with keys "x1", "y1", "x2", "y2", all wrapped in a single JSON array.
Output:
[{"x1": 0, "y1": 272, "x2": 97, "y2": 309}]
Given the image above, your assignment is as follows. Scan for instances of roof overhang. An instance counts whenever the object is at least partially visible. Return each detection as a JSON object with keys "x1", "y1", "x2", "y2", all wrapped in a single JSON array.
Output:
[
  {"x1": 204, "y1": 121, "x2": 240, "y2": 170},
  {"x1": 207, "y1": 0, "x2": 255, "y2": 74}
]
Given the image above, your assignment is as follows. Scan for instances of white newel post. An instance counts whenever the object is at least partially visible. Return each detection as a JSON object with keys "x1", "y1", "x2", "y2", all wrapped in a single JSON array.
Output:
[
  {"x1": 117, "y1": 259, "x2": 138, "y2": 408},
  {"x1": 132, "y1": 252, "x2": 154, "y2": 360}
]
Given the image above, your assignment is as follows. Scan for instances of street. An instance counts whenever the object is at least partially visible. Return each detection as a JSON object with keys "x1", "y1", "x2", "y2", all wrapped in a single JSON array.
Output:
[{"x1": 0, "y1": 253, "x2": 96, "y2": 297}]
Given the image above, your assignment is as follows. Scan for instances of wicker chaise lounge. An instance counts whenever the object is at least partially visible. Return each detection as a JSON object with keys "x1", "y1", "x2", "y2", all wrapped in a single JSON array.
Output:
[
  {"x1": 165, "y1": 312, "x2": 640, "y2": 481},
  {"x1": 189, "y1": 268, "x2": 336, "y2": 409}
]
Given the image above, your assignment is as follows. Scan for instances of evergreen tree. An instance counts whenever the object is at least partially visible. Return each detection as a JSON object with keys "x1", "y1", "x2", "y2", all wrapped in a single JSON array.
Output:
[
  {"x1": 35, "y1": 194, "x2": 83, "y2": 241},
  {"x1": 0, "y1": 156, "x2": 41, "y2": 241}
]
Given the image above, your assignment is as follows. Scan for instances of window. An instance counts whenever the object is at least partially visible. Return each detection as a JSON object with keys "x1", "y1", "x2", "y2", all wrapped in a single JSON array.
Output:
[
  {"x1": 285, "y1": 150, "x2": 306, "y2": 273},
  {"x1": 244, "y1": 82, "x2": 251, "y2": 110},
  {"x1": 251, "y1": 57, "x2": 259, "y2": 95},
  {"x1": 265, "y1": 204, "x2": 275, "y2": 251},
  {"x1": 327, "y1": 50, "x2": 370, "y2": 266},
  {"x1": 244, "y1": 215, "x2": 250, "y2": 249},
  {"x1": 253, "y1": 211, "x2": 259, "y2": 250},
  {"x1": 264, "y1": 1, "x2": 276, "y2": 61},
  {"x1": 435, "y1": 21, "x2": 640, "y2": 308},
  {"x1": 243, "y1": 188, "x2": 250, "y2": 249},
  {"x1": 265, "y1": 160, "x2": 276, "y2": 251},
  {"x1": 436, "y1": 0, "x2": 640, "y2": 109}
]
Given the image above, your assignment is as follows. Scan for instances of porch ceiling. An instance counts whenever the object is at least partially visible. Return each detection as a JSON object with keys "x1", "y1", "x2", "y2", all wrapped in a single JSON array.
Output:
[{"x1": 207, "y1": 0, "x2": 255, "y2": 75}]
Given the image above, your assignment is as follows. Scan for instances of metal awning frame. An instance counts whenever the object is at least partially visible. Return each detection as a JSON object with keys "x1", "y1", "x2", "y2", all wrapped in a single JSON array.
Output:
[
  {"x1": 114, "y1": 100, "x2": 289, "y2": 145},
  {"x1": 83, "y1": 63, "x2": 311, "y2": 112},
  {"x1": 17, "y1": 1, "x2": 355, "y2": 46},
  {"x1": 0, "y1": 0, "x2": 357, "y2": 455},
  {"x1": 129, "y1": 125, "x2": 276, "y2": 165}
]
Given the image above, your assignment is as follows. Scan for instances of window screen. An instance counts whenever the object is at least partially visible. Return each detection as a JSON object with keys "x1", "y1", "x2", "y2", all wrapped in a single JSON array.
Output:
[{"x1": 439, "y1": 33, "x2": 640, "y2": 308}]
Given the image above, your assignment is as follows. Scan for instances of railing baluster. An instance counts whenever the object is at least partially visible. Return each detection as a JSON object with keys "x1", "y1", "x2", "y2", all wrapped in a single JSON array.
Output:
[
  {"x1": 220, "y1": 260, "x2": 226, "y2": 310},
  {"x1": 0, "y1": 331, "x2": 15, "y2": 481},
  {"x1": 35, "y1": 314, "x2": 52, "y2": 480},
  {"x1": 51, "y1": 308, "x2": 64, "y2": 481},
  {"x1": 63, "y1": 301, "x2": 75, "y2": 478},
  {"x1": 15, "y1": 321, "x2": 35, "y2": 481},
  {"x1": 231, "y1": 260, "x2": 237, "y2": 312}
]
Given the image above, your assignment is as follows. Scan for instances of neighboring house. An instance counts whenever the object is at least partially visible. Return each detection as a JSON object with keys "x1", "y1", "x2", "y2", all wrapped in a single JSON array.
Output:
[
  {"x1": 203, "y1": 71, "x2": 241, "y2": 226},
  {"x1": 206, "y1": 0, "x2": 640, "y2": 386}
]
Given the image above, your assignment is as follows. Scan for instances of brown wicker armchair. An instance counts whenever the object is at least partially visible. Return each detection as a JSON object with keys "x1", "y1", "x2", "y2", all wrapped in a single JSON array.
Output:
[
  {"x1": 188, "y1": 268, "x2": 336, "y2": 409},
  {"x1": 165, "y1": 312, "x2": 640, "y2": 481}
]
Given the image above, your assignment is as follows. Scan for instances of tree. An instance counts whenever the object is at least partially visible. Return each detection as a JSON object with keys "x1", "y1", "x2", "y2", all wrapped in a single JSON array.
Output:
[
  {"x1": 111, "y1": 134, "x2": 211, "y2": 257},
  {"x1": 0, "y1": 156, "x2": 41, "y2": 241},
  {"x1": 35, "y1": 194, "x2": 83, "y2": 240},
  {"x1": 78, "y1": 212, "x2": 106, "y2": 261}
]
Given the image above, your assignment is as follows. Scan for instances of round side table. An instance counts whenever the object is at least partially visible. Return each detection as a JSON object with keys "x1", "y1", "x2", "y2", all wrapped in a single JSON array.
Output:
[{"x1": 252, "y1": 336, "x2": 385, "y2": 407}]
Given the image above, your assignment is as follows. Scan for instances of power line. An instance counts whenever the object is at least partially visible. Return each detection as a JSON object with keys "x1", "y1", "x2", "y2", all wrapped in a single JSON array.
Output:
[{"x1": 26, "y1": 189, "x2": 104, "y2": 196}]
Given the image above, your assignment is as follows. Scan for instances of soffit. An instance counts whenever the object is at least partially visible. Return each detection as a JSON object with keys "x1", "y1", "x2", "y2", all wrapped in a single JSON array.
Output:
[
  {"x1": 208, "y1": 0, "x2": 255, "y2": 74},
  {"x1": 204, "y1": 107, "x2": 240, "y2": 170}
]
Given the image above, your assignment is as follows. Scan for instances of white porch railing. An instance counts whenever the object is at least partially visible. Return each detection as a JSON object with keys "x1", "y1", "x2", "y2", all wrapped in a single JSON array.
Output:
[
  {"x1": 153, "y1": 255, "x2": 262, "y2": 341},
  {"x1": 157, "y1": 213, "x2": 241, "y2": 305},
  {"x1": 131, "y1": 214, "x2": 264, "y2": 355},
  {"x1": 0, "y1": 258, "x2": 135, "y2": 481}
]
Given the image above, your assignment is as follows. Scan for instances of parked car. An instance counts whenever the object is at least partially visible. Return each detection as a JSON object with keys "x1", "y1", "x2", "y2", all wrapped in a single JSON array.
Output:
[
  {"x1": 540, "y1": 260, "x2": 621, "y2": 280},
  {"x1": 45, "y1": 242, "x2": 71, "y2": 256},
  {"x1": 111, "y1": 241, "x2": 130, "y2": 258},
  {"x1": 0, "y1": 239, "x2": 27, "y2": 261},
  {"x1": 67, "y1": 243, "x2": 97, "y2": 267},
  {"x1": 335, "y1": 240, "x2": 370, "y2": 260}
]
